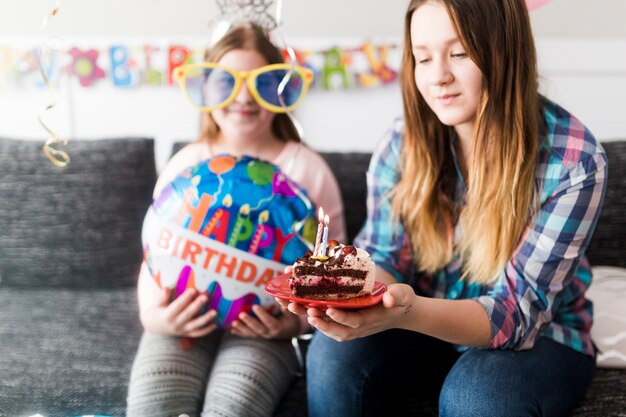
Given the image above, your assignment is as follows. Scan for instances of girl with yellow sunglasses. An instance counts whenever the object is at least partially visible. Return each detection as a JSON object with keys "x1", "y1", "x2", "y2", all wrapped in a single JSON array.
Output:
[
  {"x1": 174, "y1": 62, "x2": 314, "y2": 114},
  {"x1": 127, "y1": 23, "x2": 346, "y2": 417}
]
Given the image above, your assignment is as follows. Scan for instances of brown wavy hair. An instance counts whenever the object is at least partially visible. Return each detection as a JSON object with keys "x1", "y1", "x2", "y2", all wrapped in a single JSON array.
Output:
[
  {"x1": 199, "y1": 24, "x2": 301, "y2": 143},
  {"x1": 393, "y1": 0, "x2": 542, "y2": 284}
]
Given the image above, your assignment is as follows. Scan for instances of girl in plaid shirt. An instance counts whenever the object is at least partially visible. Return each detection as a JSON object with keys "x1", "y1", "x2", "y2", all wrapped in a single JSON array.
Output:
[{"x1": 280, "y1": 0, "x2": 607, "y2": 416}]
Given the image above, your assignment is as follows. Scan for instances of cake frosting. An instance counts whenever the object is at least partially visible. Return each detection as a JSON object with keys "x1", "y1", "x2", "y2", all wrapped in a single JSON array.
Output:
[{"x1": 289, "y1": 240, "x2": 376, "y2": 300}]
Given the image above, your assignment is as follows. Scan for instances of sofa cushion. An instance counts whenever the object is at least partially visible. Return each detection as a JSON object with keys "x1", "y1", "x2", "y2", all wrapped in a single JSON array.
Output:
[
  {"x1": 0, "y1": 138, "x2": 156, "y2": 289},
  {"x1": 587, "y1": 266, "x2": 626, "y2": 368},
  {"x1": 586, "y1": 141, "x2": 626, "y2": 268},
  {"x1": 0, "y1": 287, "x2": 142, "y2": 417}
]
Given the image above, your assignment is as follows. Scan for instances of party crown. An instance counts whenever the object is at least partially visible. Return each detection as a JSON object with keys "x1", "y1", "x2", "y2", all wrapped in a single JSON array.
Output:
[{"x1": 210, "y1": 0, "x2": 281, "y2": 44}]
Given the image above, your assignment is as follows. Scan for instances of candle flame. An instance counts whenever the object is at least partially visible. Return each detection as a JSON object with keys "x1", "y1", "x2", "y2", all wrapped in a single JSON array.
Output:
[
  {"x1": 222, "y1": 194, "x2": 232, "y2": 207},
  {"x1": 318, "y1": 206, "x2": 324, "y2": 222},
  {"x1": 259, "y1": 210, "x2": 270, "y2": 223},
  {"x1": 240, "y1": 204, "x2": 250, "y2": 215},
  {"x1": 324, "y1": 214, "x2": 329, "y2": 225}
]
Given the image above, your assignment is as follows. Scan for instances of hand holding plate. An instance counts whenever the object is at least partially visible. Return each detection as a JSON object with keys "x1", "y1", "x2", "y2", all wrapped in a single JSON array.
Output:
[{"x1": 306, "y1": 283, "x2": 417, "y2": 342}]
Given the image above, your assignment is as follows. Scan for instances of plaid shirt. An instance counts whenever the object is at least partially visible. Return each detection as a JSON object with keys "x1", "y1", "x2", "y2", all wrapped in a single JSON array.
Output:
[{"x1": 354, "y1": 99, "x2": 607, "y2": 356}]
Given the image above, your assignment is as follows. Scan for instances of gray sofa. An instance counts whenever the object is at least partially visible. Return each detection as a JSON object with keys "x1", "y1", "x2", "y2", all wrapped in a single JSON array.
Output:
[{"x1": 0, "y1": 137, "x2": 624, "y2": 417}]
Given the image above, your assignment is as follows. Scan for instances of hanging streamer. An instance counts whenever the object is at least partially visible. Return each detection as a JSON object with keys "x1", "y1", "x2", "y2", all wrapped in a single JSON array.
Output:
[
  {"x1": 40, "y1": 1, "x2": 60, "y2": 30},
  {"x1": 39, "y1": 0, "x2": 70, "y2": 167},
  {"x1": 272, "y1": 0, "x2": 306, "y2": 140}
]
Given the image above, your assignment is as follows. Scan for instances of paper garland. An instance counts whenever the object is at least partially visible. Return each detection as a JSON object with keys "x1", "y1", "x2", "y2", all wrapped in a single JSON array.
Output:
[{"x1": 0, "y1": 41, "x2": 399, "y2": 91}]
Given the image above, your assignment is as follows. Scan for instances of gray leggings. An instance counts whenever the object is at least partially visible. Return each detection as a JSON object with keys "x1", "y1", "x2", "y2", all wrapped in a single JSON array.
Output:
[{"x1": 126, "y1": 331, "x2": 300, "y2": 417}]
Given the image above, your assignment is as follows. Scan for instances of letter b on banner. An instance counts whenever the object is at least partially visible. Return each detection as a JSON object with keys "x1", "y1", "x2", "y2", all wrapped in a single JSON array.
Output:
[{"x1": 110, "y1": 45, "x2": 133, "y2": 87}]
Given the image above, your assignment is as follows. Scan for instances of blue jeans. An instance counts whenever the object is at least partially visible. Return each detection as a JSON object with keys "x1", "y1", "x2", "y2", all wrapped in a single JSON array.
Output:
[{"x1": 306, "y1": 329, "x2": 595, "y2": 417}]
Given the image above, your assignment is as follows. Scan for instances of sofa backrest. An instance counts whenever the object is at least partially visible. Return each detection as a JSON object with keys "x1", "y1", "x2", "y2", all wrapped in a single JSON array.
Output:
[
  {"x1": 585, "y1": 141, "x2": 626, "y2": 267},
  {"x1": 319, "y1": 152, "x2": 370, "y2": 244},
  {"x1": 0, "y1": 138, "x2": 156, "y2": 289},
  {"x1": 321, "y1": 140, "x2": 626, "y2": 269}
]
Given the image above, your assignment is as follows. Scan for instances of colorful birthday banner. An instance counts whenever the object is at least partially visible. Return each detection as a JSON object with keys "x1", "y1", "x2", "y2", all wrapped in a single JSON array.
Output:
[{"x1": 0, "y1": 39, "x2": 400, "y2": 91}]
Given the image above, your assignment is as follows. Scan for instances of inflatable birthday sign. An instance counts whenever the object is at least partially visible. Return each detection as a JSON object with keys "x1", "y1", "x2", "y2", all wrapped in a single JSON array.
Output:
[{"x1": 142, "y1": 155, "x2": 317, "y2": 327}]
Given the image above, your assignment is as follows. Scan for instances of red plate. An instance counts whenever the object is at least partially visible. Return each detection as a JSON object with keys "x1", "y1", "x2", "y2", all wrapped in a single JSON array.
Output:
[{"x1": 264, "y1": 272, "x2": 387, "y2": 311}]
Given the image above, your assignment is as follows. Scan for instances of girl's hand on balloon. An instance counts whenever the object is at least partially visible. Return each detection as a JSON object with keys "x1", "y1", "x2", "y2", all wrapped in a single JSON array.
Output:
[
  {"x1": 143, "y1": 287, "x2": 218, "y2": 338},
  {"x1": 230, "y1": 305, "x2": 301, "y2": 339}
]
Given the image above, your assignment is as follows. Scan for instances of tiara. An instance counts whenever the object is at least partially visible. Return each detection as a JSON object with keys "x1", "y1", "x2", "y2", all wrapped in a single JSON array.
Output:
[{"x1": 210, "y1": 0, "x2": 282, "y2": 43}]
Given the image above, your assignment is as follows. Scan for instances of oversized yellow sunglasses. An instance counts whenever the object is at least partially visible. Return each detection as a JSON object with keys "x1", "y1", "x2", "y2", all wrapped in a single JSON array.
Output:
[{"x1": 173, "y1": 63, "x2": 314, "y2": 113}]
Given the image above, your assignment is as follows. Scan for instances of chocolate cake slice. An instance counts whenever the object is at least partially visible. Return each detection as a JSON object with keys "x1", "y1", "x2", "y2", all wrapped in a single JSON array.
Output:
[{"x1": 289, "y1": 241, "x2": 375, "y2": 300}]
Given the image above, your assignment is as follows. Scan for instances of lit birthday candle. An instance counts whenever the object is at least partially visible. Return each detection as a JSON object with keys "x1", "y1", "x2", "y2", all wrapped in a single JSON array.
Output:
[
  {"x1": 313, "y1": 207, "x2": 324, "y2": 257},
  {"x1": 319, "y1": 214, "x2": 330, "y2": 257}
]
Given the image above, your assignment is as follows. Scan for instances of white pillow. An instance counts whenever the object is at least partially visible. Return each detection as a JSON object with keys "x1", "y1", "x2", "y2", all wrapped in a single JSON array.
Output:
[{"x1": 587, "y1": 266, "x2": 626, "y2": 368}]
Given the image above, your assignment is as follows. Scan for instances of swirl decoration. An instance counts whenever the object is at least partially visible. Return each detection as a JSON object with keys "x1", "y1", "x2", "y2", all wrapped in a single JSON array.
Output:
[{"x1": 39, "y1": 0, "x2": 70, "y2": 167}]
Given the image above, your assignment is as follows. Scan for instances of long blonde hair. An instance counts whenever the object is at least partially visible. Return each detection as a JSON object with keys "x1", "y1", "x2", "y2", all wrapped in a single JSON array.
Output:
[
  {"x1": 199, "y1": 24, "x2": 301, "y2": 143},
  {"x1": 394, "y1": 0, "x2": 542, "y2": 285}
]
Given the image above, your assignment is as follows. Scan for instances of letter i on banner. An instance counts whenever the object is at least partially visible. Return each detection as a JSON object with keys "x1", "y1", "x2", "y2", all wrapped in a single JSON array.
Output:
[{"x1": 144, "y1": 45, "x2": 163, "y2": 86}]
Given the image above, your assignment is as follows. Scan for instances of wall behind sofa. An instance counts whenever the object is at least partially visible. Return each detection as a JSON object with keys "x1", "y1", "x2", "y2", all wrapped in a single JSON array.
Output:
[{"x1": 1, "y1": 0, "x2": 625, "y2": 171}]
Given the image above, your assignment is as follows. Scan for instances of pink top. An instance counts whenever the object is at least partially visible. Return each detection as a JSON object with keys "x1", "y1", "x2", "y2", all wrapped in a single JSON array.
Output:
[{"x1": 154, "y1": 140, "x2": 347, "y2": 242}]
